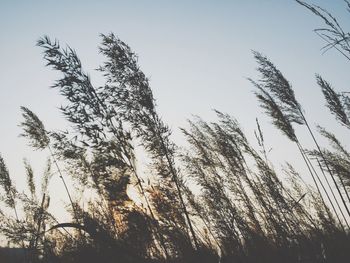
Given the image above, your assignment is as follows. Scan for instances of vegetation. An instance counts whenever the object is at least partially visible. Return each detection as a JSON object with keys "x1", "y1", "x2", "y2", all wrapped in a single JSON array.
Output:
[{"x1": 0, "y1": 1, "x2": 349, "y2": 262}]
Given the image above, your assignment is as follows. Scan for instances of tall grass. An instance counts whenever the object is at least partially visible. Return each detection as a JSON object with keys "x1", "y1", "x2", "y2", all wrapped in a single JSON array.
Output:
[{"x1": 0, "y1": 1, "x2": 350, "y2": 262}]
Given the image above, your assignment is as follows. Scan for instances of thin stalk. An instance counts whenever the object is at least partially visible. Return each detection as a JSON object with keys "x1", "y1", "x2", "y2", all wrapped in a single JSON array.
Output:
[
  {"x1": 196, "y1": 207, "x2": 223, "y2": 255},
  {"x1": 104, "y1": 119, "x2": 170, "y2": 258},
  {"x1": 315, "y1": 157, "x2": 350, "y2": 228},
  {"x1": 316, "y1": 32, "x2": 350, "y2": 62},
  {"x1": 129, "y1": 165, "x2": 170, "y2": 259},
  {"x1": 275, "y1": 174, "x2": 321, "y2": 231},
  {"x1": 48, "y1": 214, "x2": 74, "y2": 240},
  {"x1": 296, "y1": 141, "x2": 345, "y2": 231},
  {"x1": 296, "y1": 143, "x2": 328, "y2": 212},
  {"x1": 151, "y1": 112, "x2": 199, "y2": 250},
  {"x1": 85, "y1": 88, "x2": 170, "y2": 258},
  {"x1": 13, "y1": 206, "x2": 20, "y2": 223},
  {"x1": 239, "y1": 149, "x2": 291, "y2": 237},
  {"x1": 48, "y1": 146, "x2": 79, "y2": 223},
  {"x1": 11, "y1": 193, "x2": 27, "y2": 263},
  {"x1": 33, "y1": 194, "x2": 46, "y2": 251},
  {"x1": 299, "y1": 111, "x2": 350, "y2": 217},
  {"x1": 303, "y1": 149, "x2": 349, "y2": 228}
]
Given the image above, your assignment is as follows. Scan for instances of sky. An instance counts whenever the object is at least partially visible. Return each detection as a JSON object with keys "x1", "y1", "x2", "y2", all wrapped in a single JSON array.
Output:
[{"x1": 0, "y1": 0, "x2": 349, "y2": 222}]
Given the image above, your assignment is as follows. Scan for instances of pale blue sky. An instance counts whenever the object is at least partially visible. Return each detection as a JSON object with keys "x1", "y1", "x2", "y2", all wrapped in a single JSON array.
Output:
[{"x1": 0, "y1": 0, "x2": 349, "y2": 221}]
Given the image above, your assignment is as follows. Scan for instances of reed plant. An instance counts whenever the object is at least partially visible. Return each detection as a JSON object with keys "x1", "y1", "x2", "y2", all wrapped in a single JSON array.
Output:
[{"x1": 0, "y1": 1, "x2": 349, "y2": 262}]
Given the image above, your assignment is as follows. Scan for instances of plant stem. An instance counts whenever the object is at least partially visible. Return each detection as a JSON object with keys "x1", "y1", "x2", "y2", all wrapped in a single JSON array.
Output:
[
  {"x1": 296, "y1": 141, "x2": 345, "y2": 231},
  {"x1": 299, "y1": 111, "x2": 350, "y2": 218},
  {"x1": 151, "y1": 112, "x2": 199, "y2": 250},
  {"x1": 48, "y1": 146, "x2": 79, "y2": 223}
]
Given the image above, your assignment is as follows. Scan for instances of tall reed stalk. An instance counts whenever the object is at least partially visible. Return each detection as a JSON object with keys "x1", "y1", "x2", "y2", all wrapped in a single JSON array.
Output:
[{"x1": 249, "y1": 51, "x2": 349, "y2": 228}]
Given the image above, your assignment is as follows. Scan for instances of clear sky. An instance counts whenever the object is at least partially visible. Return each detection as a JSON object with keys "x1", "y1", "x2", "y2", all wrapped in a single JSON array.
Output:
[{"x1": 0, "y1": 0, "x2": 349, "y2": 221}]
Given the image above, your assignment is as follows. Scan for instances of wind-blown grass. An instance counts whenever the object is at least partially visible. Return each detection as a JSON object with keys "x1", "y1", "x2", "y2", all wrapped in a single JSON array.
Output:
[{"x1": 0, "y1": 1, "x2": 350, "y2": 262}]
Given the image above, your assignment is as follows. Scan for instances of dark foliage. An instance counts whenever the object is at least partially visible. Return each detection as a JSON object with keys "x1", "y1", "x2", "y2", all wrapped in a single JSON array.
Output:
[{"x1": 0, "y1": 1, "x2": 349, "y2": 262}]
